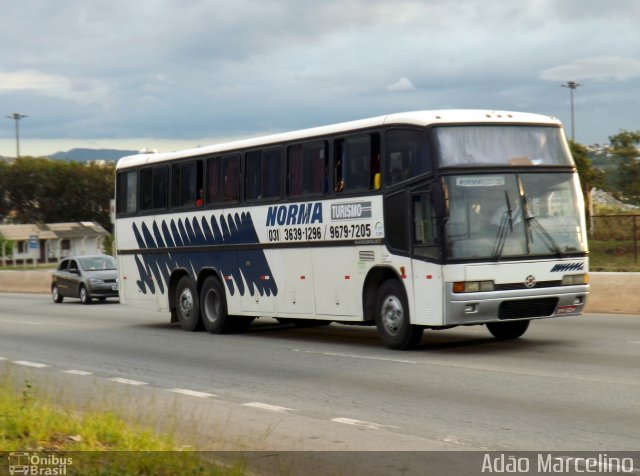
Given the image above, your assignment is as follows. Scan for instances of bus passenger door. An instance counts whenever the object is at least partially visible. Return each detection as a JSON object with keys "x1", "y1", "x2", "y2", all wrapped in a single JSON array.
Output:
[{"x1": 410, "y1": 190, "x2": 444, "y2": 326}]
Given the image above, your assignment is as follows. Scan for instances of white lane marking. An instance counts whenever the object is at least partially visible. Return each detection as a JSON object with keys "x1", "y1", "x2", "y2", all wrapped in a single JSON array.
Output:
[
  {"x1": 331, "y1": 417, "x2": 396, "y2": 430},
  {"x1": 63, "y1": 370, "x2": 93, "y2": 376},
  {"x1": 630, "y1": 341, "x2": 640, "y2": 344},
  {"x1": 0, "y1": 319, "x2": 43, "y2": 326},
  {"x1": 292, "y1": 349, "x2": 417, "y2": 364},
  {"x1": 442, "y1": 435, "x2": 493, "y2": 450},
  {"x1": 13, "y1": 360, "x2": 49, "y2": 368},
  {"x1": 242, "y1": 402, "x2": 294, "y2": 413},
  {"x1": 167, "y1": 388, "x2": 217, "y2": 398},
  {"x1": 296, "y1": 349, "x2": 639, "y2": 387},
  {"x1": 0, "y1": 357, "x2": 7, "y2": 361},
  {"x1": 109, "y1": 377, "x2": 148, "y2": 386}
]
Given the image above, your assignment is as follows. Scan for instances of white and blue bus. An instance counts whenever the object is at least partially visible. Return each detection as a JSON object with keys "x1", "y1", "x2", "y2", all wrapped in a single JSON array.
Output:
[{"x1": 114, "y1": 110, "x2": 588, "y2": 349}]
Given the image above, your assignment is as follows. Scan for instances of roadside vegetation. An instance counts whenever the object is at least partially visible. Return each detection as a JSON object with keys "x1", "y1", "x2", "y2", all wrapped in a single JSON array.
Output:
[
  {"x1": 589, "y1": 204, "x2": 640, "y2": 272},
  {"x1": 0, "y1": 374, "x2": 246, "y2": 475}
]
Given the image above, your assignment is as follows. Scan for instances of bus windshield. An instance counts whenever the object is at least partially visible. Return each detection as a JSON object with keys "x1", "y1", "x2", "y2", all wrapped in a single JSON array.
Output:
[
  {"x1": 435, "y1": 125, "x2": 573, "y2": 167},
  {"x1": 444, "y1": 173, "x2": 587, "y2": 260}
]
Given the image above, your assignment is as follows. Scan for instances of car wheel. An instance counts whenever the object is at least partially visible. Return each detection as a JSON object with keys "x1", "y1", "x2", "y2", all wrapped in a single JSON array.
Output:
[
  {"x1": 79, "y1": 285, "x2": 91, "y2": 305},
  {"x1": 175, "y1": 275, "x2": 202, "y2": 331},
  {"x1": 486, "y1": 320, "x2": 530, "y2": 340},
  {"x1": 52, "y1": 285, "x2": 63, "y2": 303},
  {"x1": 375, "y1": 280, "x2": 423, "y2": 350}
]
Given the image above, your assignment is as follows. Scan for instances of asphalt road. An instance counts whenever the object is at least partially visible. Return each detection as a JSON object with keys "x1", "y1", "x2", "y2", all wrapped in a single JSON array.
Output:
[{"x1": 1, "y1": 292, "x2": 638, "y2": 458}]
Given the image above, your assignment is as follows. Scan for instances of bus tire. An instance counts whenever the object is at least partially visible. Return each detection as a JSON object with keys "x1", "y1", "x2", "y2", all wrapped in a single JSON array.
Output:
[
  {"x1": 486, "y1": 320, "x2": 530, "y2": 340},
  {"x1": 200, "y1": 276, "x2": 234, "y2": 334},
  {"x1": 375, "y1": 280, "x2": 423, "y2": 350},
  {"x1": 175, "y1": 275, "x2": 202, "y2": 331}
]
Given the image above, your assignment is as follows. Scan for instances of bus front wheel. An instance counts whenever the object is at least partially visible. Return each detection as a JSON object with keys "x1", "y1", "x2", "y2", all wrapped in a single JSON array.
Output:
[
  {"x1": 375, "y1": 280, "x2": 423, "y2": 350},
  {"x1": 175, "y1": 276, "x2": 201, "y2": 331},
  {"x1": 486, "y1": 320, "x2": 530, "y2": 340}
]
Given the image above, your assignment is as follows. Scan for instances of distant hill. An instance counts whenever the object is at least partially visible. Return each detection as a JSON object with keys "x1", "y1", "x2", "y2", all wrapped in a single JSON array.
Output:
[{"x1": 48, "y1": 148, "x2": 137, "y2": 162}]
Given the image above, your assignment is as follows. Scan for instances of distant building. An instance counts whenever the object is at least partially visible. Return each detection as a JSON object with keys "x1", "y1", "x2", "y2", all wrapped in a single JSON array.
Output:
[{"x1": 0, "y1": 221, "x2": 110, "y2": 266}]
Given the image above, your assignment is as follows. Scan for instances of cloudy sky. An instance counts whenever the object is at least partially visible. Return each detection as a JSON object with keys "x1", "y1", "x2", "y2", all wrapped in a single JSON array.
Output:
[{"x1": 1, "y1": 0, "x2": 639, "y2": 157}]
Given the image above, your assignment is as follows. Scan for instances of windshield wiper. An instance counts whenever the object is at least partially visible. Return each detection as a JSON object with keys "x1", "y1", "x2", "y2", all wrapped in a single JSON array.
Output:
[
  {"x1": 519, "y1": 189, "x2": 564, "y2": 257},
  {"x1": 492, "y1": 191, "x2": 513, "y2": 260},
  {"x1": 526, "y1": 215, "x2": 565, "y2": 257}
]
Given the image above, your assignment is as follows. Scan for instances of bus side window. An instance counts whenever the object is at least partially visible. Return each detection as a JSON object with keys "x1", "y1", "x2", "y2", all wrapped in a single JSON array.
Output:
[
  {"x1": 116, "y1": 170, "x2": 138, "y2": 215},
  {"x1": 289, "y1": 141, "x2": 328, "y2": 197},
  {"x1": 304, "y1": 141, "x2": 328, "y2": 194},
  {"x1": 245, "y1": 151, "x2": 262, "y2": 200},
  {"x1": 153, "y1": 166, "x2": 169, "y2": 209},
  {"x1": 223, "y1": 155, "x2": 240, "y2": 201},
  {"x1": 370, "y1": 133, "x2": 380, "y2": 190},
  {"x1": 287, "y1": 144, "x2": 303, "y2": 196},
  {"x1": 334, "y1": 141, "x2": 344, "y2": 192},
  {"x1": 206, "y1": 157, "x2": 221, "y2": 203},
  {"x1": 335, "y1": 134, "x2": 379, "y2": 193},
  {"x1": 385, "y1": 129, "x2": 431, "y2": 186},
  {"x1": 262, "y1": 148, "x2": 282, "y2": 199},
  {"x1": 140, "y1": 168, "x2": 153, "y2": 210},
  {"x1": 172, "y1": 160, "x2": 203, "y2": 208},
  {"x1": 413, "y1": 193, "x2": 438, "y2": 259},
  {"x1": 246, "y1": 148, "x2": 282, "y2": 200},
  {"x1": 141, "y1": 166, "x2": 168, "y2": 211}
]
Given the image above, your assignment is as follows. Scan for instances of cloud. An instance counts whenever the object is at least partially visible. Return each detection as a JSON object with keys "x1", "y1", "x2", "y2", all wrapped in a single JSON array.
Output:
[
  {"x1": 1, "y1": 0, "x2": 639, "y2": 152},
  {"x1": 386, "y1": 77, "x2": 416, "y2": 92},
  {"x1": 0, "y1": 70, "x2": 110, "y2": 106},
  {"x1": 539, "y1": 57, "x2": 640, "y2": 81}
]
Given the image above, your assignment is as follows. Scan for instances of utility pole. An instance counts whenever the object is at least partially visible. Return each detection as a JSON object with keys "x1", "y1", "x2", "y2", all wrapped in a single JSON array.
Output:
[
  {"x1": 5, "y1": 112, "x2": 28, "y2": 158},
  {"x1": 560, "y1": 82, "x2": 581, "y2": 142}
]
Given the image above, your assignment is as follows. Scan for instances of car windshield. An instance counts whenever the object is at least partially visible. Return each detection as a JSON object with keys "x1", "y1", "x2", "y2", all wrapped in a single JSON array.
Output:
[
  {"x1": 435, "y1": 125, "x2": 573, "y2": 167},
  {"x1": 444, "y1": 173, "x2": 587, "y2": 260},
  {"x1": 78, "y1": 256, "x2": 117, "y2": 271}
]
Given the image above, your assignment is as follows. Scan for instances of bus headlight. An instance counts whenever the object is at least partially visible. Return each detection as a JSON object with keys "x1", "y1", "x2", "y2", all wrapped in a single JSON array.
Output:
[
  {"x1": 561, "y1": 274, "x2": 588, "y2": 286},
  {"x1": 453, "y1": 280, "x2": 495, "y2": 293}
]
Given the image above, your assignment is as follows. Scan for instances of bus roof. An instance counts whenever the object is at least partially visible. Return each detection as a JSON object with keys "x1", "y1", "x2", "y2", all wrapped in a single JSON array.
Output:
[{"x1": 115, "y1": 109, "x2": 562, "y2": 170}]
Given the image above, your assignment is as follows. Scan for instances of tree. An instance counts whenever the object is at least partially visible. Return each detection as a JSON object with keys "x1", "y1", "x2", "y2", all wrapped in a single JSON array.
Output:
[
  {"x1": 1, "y1": 157, "x2": 115, "y2": 229},
  {"x1": 570, "y1": 140, "x2": 603, "y2": 226},
  {"x1": 608, "y1": 130, "x2": 640, "y2": 204},
  {"x1": 0, "y1": 160, "x2": 11, "y2": 221},
  {"x1": 571, "y1": 140, "x2": 603, "y2": 191}
]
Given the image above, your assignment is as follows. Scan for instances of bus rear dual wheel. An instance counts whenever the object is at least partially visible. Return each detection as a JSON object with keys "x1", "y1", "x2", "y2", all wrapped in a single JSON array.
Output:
[{"x1": 175, "y1": 275, "x2": 251, "y2": 334}]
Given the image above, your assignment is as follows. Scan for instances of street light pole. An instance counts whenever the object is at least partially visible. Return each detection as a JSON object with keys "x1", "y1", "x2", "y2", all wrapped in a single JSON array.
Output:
[
  {"x1": 5, "y1": 112, "x2": 28, "y2": 158},
  {"x1": 560, "y1": 81, "x2": 581, "y2": 142}
]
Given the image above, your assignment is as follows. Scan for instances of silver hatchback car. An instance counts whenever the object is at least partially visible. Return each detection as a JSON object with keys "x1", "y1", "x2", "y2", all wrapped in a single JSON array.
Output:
[{"x1": 51, "y1": 255, "x2": 119, "y2": 304}]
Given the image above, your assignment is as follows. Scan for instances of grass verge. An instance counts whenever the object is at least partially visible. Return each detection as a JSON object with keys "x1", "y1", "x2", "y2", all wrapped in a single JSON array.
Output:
[
  {"x1": 588, "y1": 240, "x2": 640, "y2": 272},
  {"x1": 0, "y1": 374, "x2": 246, "y2": 475}
]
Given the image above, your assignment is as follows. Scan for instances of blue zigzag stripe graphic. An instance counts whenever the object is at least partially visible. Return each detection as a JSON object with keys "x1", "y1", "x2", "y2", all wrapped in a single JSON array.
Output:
[{"x1": 131, "y1": 211, "x2": 278, "y2": 298}]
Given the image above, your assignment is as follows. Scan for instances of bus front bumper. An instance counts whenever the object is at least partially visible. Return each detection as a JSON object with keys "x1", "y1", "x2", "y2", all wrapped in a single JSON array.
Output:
[{"x1": 443, "y1": 285, "x2": 589, "y2": 326}]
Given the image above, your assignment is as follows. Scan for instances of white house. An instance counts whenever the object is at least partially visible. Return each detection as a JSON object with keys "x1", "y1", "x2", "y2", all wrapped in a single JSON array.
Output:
[{"x1": 0, "y1": 222, "x2": 110, "y2": 266}]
